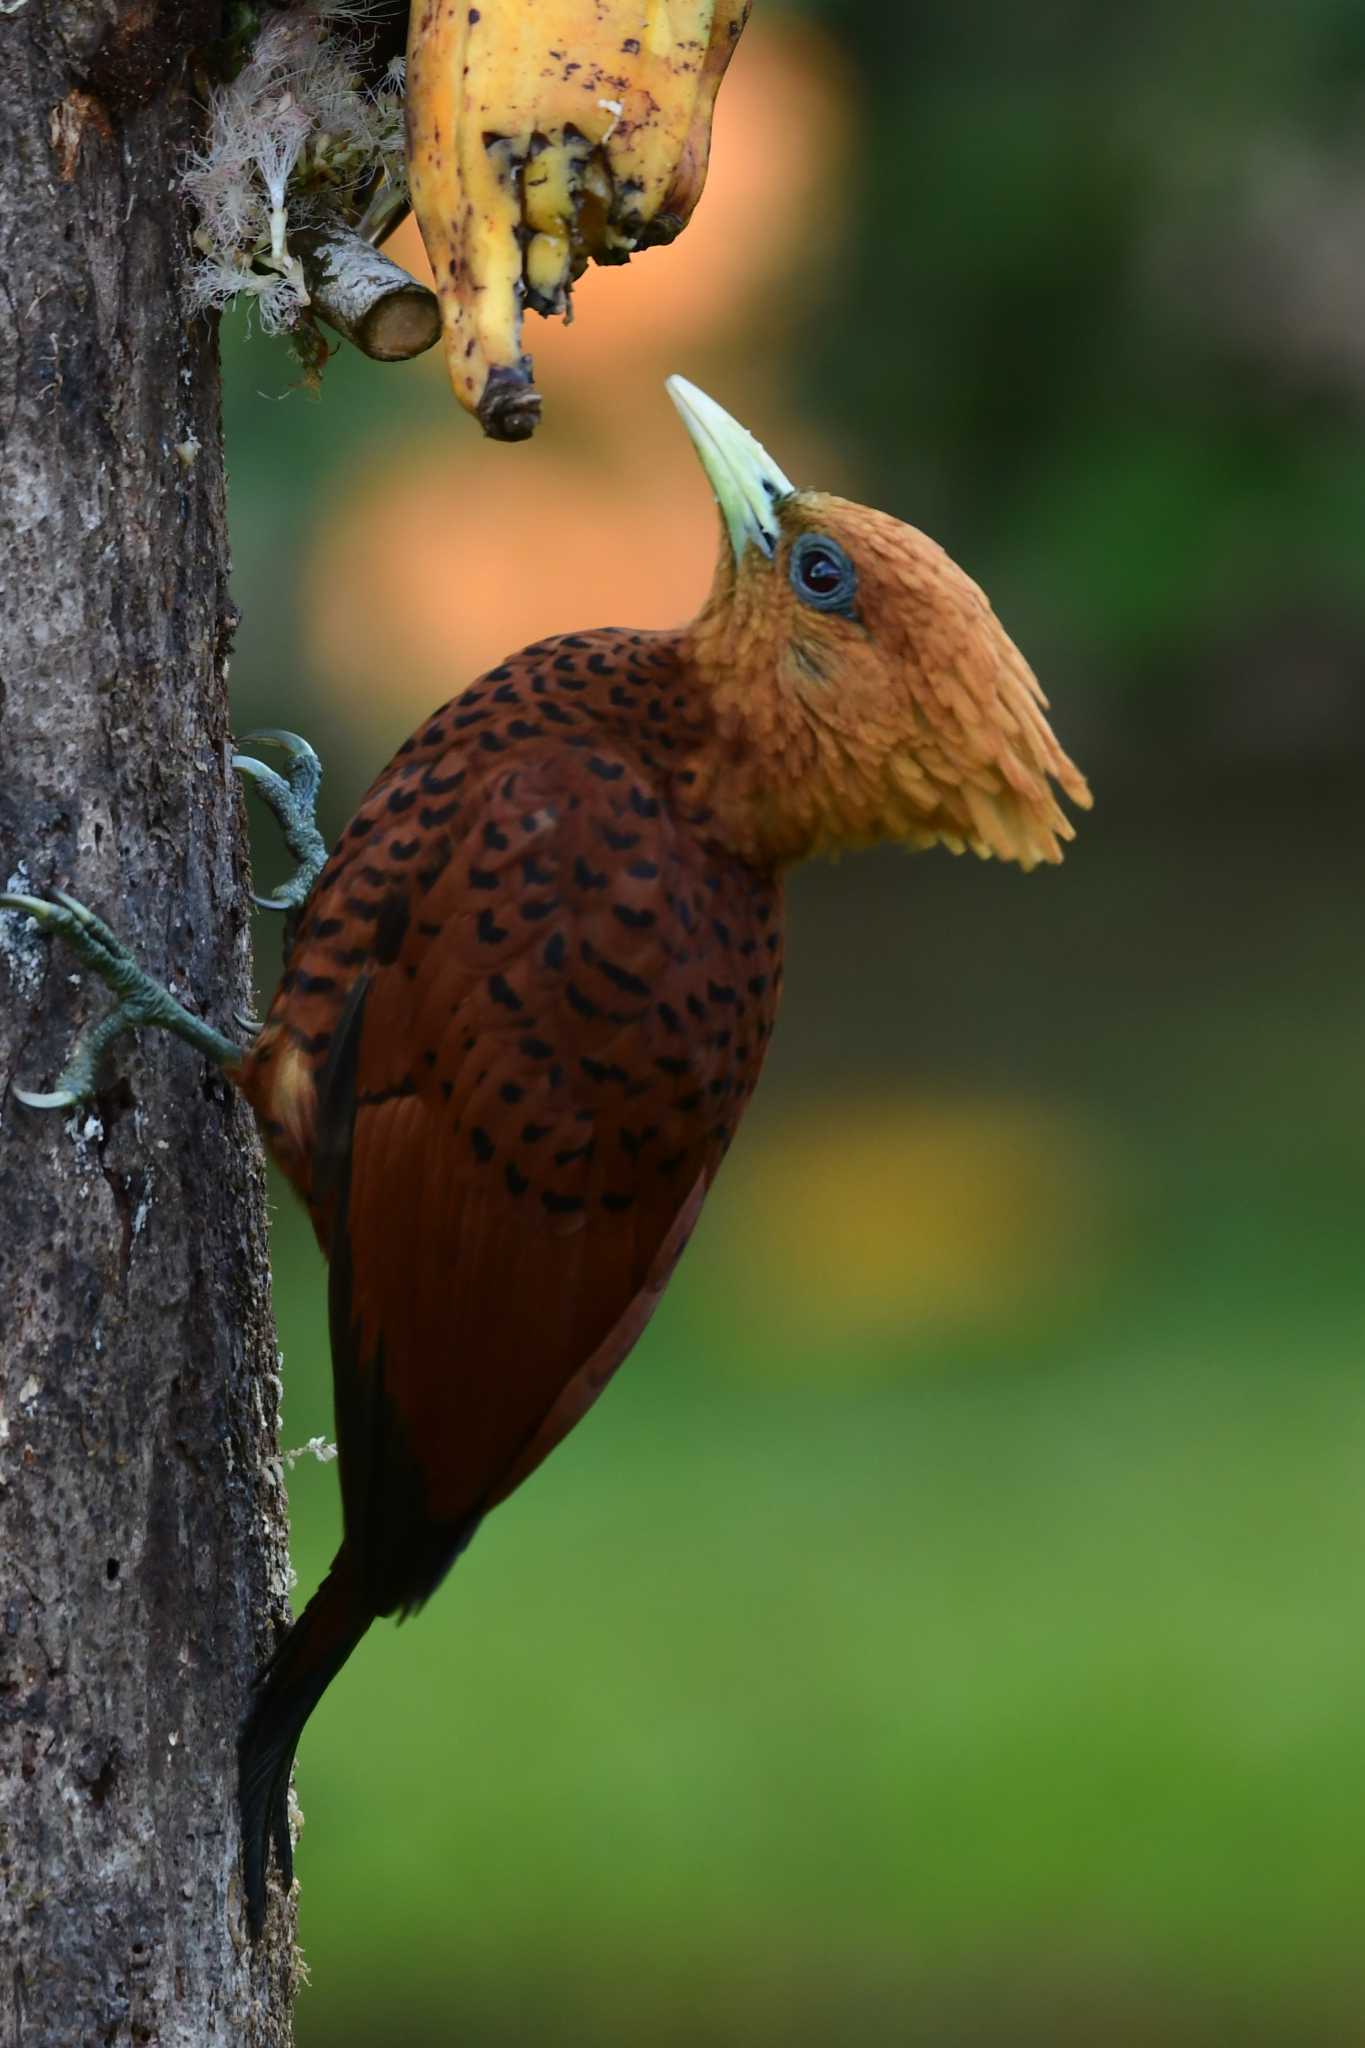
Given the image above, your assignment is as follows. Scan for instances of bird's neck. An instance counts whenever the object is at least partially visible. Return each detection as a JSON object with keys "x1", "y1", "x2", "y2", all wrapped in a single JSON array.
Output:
[{"x1": 674, "y1": 611, "x2": 844, "y2": 870}]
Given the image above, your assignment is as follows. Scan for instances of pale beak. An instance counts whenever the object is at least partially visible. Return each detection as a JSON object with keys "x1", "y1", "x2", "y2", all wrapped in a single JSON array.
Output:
[{"x1": 666, "y1": 375, "x2": 794, "y2": 563}]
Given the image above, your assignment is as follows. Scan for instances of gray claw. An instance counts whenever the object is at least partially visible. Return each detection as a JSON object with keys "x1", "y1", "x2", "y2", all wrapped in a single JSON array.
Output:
[
  {"x1": 236, "y1": 727, "x2": 321, "y2": 767},
  {"x1": 2, "y1": 890, "x2": 62, "y2": 925},
  {"x1": 13, "y1": 1082, "x2": 83, "y2": 1112}
]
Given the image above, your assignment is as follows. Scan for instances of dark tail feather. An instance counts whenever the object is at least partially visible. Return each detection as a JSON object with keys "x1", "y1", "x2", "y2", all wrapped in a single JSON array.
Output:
[{"x1": 238, "y1": 1545, "x2": 371, "y2": 1937}]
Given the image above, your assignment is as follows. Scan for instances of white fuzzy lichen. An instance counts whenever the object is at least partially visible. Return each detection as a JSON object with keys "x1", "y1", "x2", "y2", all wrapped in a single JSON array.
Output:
[
  {"x1": 183, "y1": 3, "x2": 408, "y2": 340},
  {"x1": 284, "y1": 1434, "x2": 338, "y2": 1468},
  {"x1": 0, "y1": 867, "x2": 46, "y2": 998}
]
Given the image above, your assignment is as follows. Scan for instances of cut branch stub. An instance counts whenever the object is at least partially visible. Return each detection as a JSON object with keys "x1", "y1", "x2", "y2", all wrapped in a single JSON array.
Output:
[{"x1": 294, "y1": 225, "x2": 440, "y2": 362}]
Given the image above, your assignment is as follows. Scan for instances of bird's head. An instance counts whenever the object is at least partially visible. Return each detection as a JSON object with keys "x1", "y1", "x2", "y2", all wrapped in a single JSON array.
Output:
[{"x1": 669, "y1": 377, "x2": 1092, "y2": 870}]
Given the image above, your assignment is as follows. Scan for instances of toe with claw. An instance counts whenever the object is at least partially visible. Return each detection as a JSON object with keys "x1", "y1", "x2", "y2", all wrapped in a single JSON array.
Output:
[
  {"x1": 0, "y1": 887, "x2": 243, "y2": 1110},
  {"x1": 233, "y1": 729, "x2": 328, "y2": 916}
]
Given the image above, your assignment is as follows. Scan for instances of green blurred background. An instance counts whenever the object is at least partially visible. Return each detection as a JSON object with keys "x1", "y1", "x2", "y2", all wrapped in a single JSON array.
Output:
[{"x1": 224, "y1": 3, "x2": 1365, "y2": 2040}]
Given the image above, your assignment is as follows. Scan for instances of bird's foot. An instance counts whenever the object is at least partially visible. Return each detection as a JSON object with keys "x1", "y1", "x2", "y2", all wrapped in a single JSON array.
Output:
[
  {"x1": 233, "y1": 728, "x2": 328, "y2": 914},
  {"x1": 0, "y1": 889, "x2": 243, "y2": 1110}
]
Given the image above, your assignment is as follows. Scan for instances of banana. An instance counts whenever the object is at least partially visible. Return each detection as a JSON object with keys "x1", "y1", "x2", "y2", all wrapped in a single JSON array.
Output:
[
  {"x1": 405, "y1": 1, "x2": 752, "y2": 440},
  {"x1": 641, "y1": 2, "x2": 752, "y2": 246}
]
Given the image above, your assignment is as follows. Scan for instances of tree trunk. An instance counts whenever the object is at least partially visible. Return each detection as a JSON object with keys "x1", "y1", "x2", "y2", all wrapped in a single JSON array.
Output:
[{"x1": 0, "y1": 6, "x2": 296, "y2": 2041}]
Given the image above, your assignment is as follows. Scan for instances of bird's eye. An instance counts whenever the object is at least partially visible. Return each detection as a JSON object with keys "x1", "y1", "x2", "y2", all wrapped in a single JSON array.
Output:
[{"x1": 790, "y1": 534, "x2": 858, "y2": 616}]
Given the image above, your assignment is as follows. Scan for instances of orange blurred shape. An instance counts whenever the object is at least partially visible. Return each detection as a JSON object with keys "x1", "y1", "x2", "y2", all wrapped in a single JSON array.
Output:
[
  {"x1": 306, "y1": 426, "x2": 725, "y2": 726},
  {"x1": 708, "y1": 1095, "x2": 1120, "y2": 1375},
  {"x1": 304, "y1": 14, "x2": 851, "y2": 736}
]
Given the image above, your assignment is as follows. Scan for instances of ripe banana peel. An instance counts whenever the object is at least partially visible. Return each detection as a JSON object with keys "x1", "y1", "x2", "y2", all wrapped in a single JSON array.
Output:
[{"x1": 406, "y1": 1, "x2": 752, "y2": 440}]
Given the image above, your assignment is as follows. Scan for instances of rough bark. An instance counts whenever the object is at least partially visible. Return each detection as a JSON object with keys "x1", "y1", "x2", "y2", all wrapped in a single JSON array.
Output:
[{"x1": 0, "y1": 6, "x2": 296, "y2": 2042}]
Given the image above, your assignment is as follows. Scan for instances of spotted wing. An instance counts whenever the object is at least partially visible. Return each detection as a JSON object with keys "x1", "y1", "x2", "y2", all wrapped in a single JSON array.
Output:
[{"x1": 295, "y1": 742, "x2": 778, "y2": 1617}]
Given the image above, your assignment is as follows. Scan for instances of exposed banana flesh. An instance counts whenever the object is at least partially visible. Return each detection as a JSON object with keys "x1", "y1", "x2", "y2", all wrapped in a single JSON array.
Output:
[{"x1": 406, "y1": 1, "x2": 752, "y2": 440}]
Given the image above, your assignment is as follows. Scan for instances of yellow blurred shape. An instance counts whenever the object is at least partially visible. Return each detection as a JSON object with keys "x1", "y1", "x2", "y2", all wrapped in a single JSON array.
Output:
[{"x1": 712, "y1": 1095, "x2": 1116, "y2": 1371}]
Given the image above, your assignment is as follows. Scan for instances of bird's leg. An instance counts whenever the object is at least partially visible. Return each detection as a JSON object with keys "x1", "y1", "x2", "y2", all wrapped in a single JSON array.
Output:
[
  {"x1": 0, "y1": 890, "x2": 243, "y2": 1110},
  {"x1": 233, "y1": 728, "x2": 328, "y2": 916}
]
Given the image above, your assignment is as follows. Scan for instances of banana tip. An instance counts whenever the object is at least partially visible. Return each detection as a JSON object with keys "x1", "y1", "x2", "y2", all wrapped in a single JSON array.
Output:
[{"x1": 479, "y1": 370, "x2": 542, "y2": 444}]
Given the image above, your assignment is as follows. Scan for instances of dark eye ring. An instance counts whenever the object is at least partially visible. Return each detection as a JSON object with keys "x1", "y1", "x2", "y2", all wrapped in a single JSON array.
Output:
[{"x1": 790, "y1": 533, "x2": 858, "y2": 615}]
